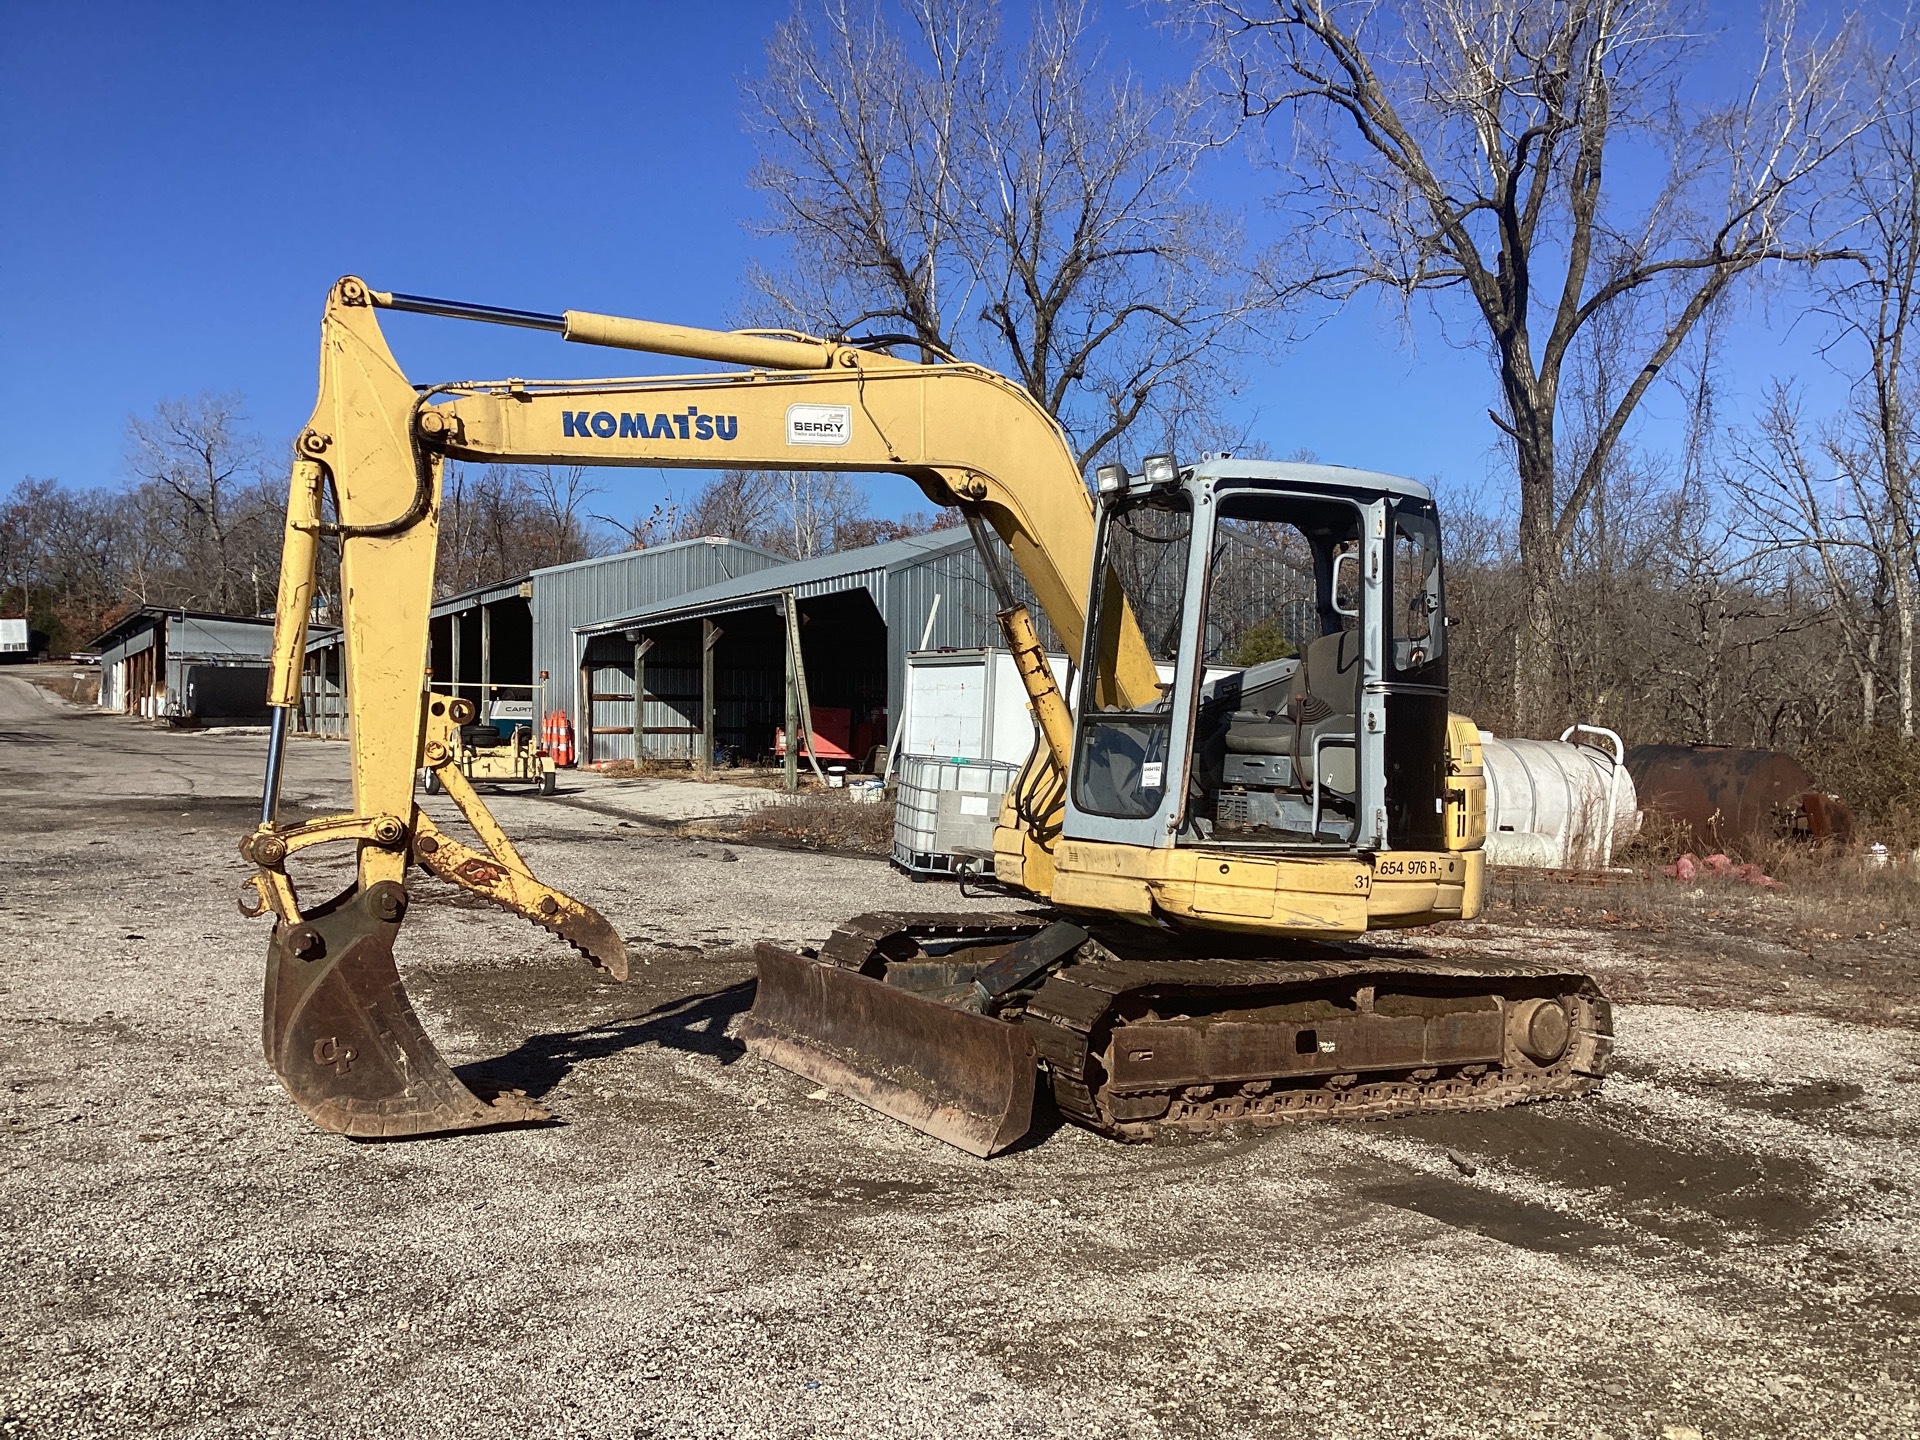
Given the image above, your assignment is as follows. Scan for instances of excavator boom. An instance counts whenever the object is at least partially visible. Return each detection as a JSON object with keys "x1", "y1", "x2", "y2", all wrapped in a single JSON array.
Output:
[{"x1": 245, "y1": 277, "x2": 1144, "y2": 1137}]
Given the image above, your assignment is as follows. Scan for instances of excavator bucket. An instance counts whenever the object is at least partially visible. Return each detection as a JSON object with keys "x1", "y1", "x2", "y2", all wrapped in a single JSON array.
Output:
[
  {"x1": 741, "y1": 943, "x2": 1038, "y2": 1158},
  {"x1": 262, "y1": 881, "x2": 546, "y2": 1138}
]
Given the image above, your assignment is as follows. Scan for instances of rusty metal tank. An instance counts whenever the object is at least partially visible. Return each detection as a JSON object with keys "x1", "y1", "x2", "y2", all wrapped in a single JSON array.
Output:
[{"x1": 1623, "y1": 744, "x2": 1854, "y2": 852}]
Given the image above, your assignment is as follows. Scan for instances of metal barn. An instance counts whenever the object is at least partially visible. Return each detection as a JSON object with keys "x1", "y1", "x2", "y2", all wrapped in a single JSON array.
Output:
[
  {"x1": 297, "y1": 537, "x2": 785, "y2": 737},
  {"x1": 570, "y1": 528, "x2": 1020, "y2": 767},
  {"x1": 93, "y1": 608, "x2": 299, "y2": 722}
]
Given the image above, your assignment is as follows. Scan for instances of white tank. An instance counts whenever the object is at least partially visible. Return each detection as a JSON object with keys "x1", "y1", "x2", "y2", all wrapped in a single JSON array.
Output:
[{"x1": 1479, "y1": 725, "x2": 1640, "y2": 869}]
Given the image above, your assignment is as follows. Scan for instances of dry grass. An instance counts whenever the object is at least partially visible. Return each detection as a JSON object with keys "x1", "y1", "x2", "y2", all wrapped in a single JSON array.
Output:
[
  {"x1": 590, "y1": 758, "x2": 809, "y2": 789},
  {"x1": 1489, "y1": 835, "x2": 1920, "y2": 942},
  {"x1": 24, "y1": 667, "x2": 100, "y2": 705},
  {"x1": 587, "y1": 757, "x2": 702, "y2": 779},
  {"x1": 731, "y1": 789, "x2": 896, "y2": 855}
]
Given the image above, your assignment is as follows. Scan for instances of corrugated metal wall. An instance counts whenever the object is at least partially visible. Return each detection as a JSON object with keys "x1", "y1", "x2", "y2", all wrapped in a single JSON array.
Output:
[
  {"x1": 532, "y1": 539, "x2": 787, "y2": 720},
  {"x1": 881, "y1": 531, "x2": 1043, "y2": 730},
  {"x1": 98, "y1": 626, "x2": 154, "y2": 668},
  {"x1": 170, "y1": 616, "x2": 275, "y2": 661},
  {"x1": 94, "y1": 614, "x2": 277, "y2": 718}
]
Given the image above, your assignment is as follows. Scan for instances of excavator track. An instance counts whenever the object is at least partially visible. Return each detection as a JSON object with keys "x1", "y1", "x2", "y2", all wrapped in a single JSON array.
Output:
[
  {"x1": 1020, "y1": 951, "x2": 1609, "y2": 1140},
  {"x1": 775, "y1": 912, "x2": 1612, "y2": 1149}
]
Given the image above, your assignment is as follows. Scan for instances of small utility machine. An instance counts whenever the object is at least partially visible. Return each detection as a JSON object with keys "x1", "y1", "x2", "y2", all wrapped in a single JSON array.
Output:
[{"x1": 420, "y1": 692, "x2": 557, "y2": 796}]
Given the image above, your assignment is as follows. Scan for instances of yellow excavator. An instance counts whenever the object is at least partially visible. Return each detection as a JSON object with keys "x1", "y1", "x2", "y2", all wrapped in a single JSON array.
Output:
[{"x1": 241, "y1": 277, "x2": 1611, "y2": 1153}]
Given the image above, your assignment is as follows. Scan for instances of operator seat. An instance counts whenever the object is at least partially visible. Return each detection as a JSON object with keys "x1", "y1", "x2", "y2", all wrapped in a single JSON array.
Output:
[{"x1": 1223, "y1": 629, "x2": 1360, "y2": 795}]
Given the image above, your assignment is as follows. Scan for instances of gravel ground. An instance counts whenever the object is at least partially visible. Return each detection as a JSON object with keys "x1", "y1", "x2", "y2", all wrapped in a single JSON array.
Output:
[{"x1": 1, "y1": 672, "x2": 1916, "y2": 1439}]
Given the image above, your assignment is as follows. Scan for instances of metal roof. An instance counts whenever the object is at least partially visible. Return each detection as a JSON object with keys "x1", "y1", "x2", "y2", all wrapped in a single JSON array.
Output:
[
  {"x1": 1190, "y1": 458, "x2": 1433, "y2": 502},
  {"x1": 576, "y1": 529, "x2": 975, "y2": 635},
  {"x1": 528, "y1": 533, "x2": 788, "y2": 582},
  {"x1": 91, "y1": 605, "x2": 275, "y2": 651},
  {"x1": 430, "y1": 576, "x2": 529, "y2": 618}
]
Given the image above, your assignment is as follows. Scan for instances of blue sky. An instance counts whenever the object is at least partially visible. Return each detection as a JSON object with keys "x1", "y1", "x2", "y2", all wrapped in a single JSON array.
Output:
[{"x1": 0, "y1": 2, "x2": 1857, "y2": 529}]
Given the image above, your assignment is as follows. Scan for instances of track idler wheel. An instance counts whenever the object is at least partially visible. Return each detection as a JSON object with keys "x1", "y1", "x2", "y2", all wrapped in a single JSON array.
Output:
[{"x1": 262, "y1": 881, "x2": 545, "y2": 1138}]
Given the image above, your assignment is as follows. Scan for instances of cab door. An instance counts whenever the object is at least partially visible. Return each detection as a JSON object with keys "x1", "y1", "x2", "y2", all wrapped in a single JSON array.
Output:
[
  {"x1": 1380, "y1": 499, "x2": 1448, "y2": 850},
  {"x1": 1061, "y1": 486, "x2": 1200, "y2": 851}
]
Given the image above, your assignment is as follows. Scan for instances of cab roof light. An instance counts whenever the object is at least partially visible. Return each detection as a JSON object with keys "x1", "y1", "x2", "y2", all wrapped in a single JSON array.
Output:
[
  {"x1": 1142, "y1": 454, "x2": 1177, "y2": 486},
  {"x1": 1095, "y1": 463, "x2": 1128, "y2": 494}
]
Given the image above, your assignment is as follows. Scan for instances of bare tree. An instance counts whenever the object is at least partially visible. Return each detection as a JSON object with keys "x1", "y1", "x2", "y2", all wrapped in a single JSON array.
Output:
[
  {"x1": 1812, "y1": 44, "x2": 1920, "y2": 734},
  {"x1": 1208, "y1": 0, "x2": 1867, "y2": 731},
  {"x1": 1730, "y1": 387, "x2": 1892, "y2": 729},
  {"x1": 124, "y1": 393, "x2": 280, "y2": 613},
  {"x1": 1720, "y1": 41, "x2": 1920, "y2": 736},
  {"x1": 0, "y1": 477, "x2": 57, "y2": 627},
  {"x1": 679, "y1": 471, "x2": 785, "y2": 546},
  {"x1": 437, "y1": 465, "x2": 605, "y2": 595},
  {"x1": 602, "y1": 470, "x2": 945, "y2": 558},
  {"x1": 746, "y1": 0, "x2": 1260, "y2": 470}
]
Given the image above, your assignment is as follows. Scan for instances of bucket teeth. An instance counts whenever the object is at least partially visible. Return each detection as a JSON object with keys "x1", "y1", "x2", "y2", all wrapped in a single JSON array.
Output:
[
  {"x1": 526, "y1": 903, "x2": 629, "y2": 979},
  {"x1": 414, "y1": 834, "x2": 631, "y2": 980}
]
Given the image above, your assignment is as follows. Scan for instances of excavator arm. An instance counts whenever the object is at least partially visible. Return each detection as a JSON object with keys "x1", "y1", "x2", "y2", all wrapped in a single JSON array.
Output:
[{"x1": 246, "y1": 276, "x2": 1149, "y2": 1137}]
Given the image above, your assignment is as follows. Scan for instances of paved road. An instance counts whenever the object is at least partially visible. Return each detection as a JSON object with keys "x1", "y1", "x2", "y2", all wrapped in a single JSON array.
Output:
[
  {"x1": 0, "y1": 670, "x2": 765, "y2": 823},
  {"x1": 0, "y1": 671, "x2": 347, "y2": 811},
  {"x1": 0, "y1": 672, "x2": 1916, "y2": 1440}
]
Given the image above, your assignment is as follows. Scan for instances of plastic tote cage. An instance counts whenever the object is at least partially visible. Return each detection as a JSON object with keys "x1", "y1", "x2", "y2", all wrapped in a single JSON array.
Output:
[{"x1": 892, "y1": 754, "x2": 1019, "y2": 878}]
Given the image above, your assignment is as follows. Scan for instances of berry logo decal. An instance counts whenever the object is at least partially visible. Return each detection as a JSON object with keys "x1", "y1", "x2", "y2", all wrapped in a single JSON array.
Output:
[{"x1": 786, "y1": 403, "x2": 851, "y2": 447}]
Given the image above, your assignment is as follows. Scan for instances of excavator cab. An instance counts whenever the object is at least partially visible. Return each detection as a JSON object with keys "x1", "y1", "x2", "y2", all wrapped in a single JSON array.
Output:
[{"x1": 1067, "y1": 458, "x2": 1450, "y2": 860}]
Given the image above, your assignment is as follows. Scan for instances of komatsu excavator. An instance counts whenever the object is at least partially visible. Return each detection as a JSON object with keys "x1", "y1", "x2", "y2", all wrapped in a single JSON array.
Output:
[{"x1": 241, "y1": 277, "x2": 1610, "y2": 1153}]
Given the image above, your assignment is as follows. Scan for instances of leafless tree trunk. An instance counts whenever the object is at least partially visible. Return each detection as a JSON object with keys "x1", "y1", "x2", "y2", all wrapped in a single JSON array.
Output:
[
  {"x1": 1724, "y1": 41, "x2": 1920, "y2": 736},
  {"x1": 1812, "y1": 46, "x2": 1920, "y2": 734},
  {"x1": 746, "y1": 0, "x2": 1260, "y2": 470},
  {"x1": 124, "y1": 393, "x2": 275, "y2": 613},
  {"x1": 1729, "y1": 387, "x2": 1891, "y2": 730},
  {"x1": 1208, "y1": 0, "x2": 1866, "y2": 732}
]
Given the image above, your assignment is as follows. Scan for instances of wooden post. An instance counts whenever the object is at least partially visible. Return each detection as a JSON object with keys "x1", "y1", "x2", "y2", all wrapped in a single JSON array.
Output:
[
  {"x1": 578, "y1": 655, "x2": 593, "y2": 767},
  {"x1": 781, "y1": 592, "x2": 827, "y2": 785},
  {"x1": 449, "y1": 612, "x2": 461, "y2": 702},
  {"x1": 479, "y1": 603, "x2": 492, "y2": 707},
  {"x1": 701, "y1": 618, "x2": 722, "y2": 776},
  {"x1": 631, "y1": 634, "x2": 653, "y2": 764},
  {"x1": 783, "y1": 599, "x2": 799, "y2": 794}
]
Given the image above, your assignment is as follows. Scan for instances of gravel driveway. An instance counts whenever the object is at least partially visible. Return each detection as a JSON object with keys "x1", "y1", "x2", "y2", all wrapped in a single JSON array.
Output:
[{"x1": 1, "y1": 673, "x2": 1914, "y2": 1439}]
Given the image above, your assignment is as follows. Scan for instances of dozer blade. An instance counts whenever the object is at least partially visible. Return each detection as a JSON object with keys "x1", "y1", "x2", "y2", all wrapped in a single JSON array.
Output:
[
  {"x1": 263, "y1": 880, "x2": 546, "y2": 1138},
  {"x1": 741, "y1": 943, "x2": 1037, "y2": 1158}
]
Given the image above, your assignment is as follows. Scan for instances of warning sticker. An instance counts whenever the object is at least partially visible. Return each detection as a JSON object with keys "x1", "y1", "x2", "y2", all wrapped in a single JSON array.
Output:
[{"x1": 1141, "y1": 762, "x2": 1164, "y2": 789}]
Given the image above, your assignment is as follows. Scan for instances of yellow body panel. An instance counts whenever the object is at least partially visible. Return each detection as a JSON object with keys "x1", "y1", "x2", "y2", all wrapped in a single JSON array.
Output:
[
  {"x1": 1046, "y1": 840, "x2": 1478, "y2": 940},
  {"x1": 1444, "y1": 712, "x2": 1488, "y2": 853}
]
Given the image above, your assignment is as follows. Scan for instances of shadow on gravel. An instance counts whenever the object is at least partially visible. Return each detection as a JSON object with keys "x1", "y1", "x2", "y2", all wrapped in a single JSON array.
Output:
[
  {"x1": 1390, "y1": 1104, "x2": 1828, "y2": 1250},
  {"x1": 456, "y1": 981, "x2": 754, "y2": 1100}
]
